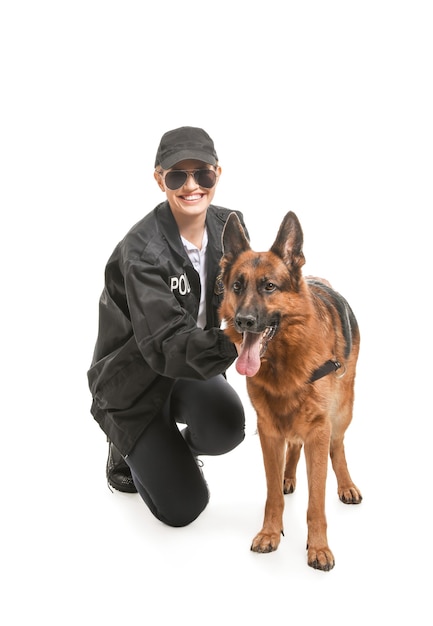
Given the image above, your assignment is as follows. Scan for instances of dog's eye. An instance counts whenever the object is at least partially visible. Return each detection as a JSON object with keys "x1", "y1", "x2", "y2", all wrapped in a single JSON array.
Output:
[
  {"x1": 232, "y1": 281, "x2": 242, "y2": 293},
  {"x1": 265, "y1": 282, "x2": 276, "y2": 291}
]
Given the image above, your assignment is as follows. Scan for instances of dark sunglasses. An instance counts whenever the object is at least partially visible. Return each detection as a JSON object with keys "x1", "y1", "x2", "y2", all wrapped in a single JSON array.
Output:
[{"x1": 161, "y1": 168, "x2": 217, "y2": 190}]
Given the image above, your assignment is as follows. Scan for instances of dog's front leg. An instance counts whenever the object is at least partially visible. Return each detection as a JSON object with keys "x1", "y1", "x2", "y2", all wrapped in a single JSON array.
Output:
[
  {"x1": 251, "y1": 430, "x2": 286, "y2": 553},
  {"x1": 304, "y1": 424, "x2": 335, "y2": 571}
]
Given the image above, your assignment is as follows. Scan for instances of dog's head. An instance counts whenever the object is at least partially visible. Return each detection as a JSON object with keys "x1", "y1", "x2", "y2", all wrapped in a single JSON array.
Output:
[{"x1": 219, "y1": 211, "x2": 306, "y2": 377}]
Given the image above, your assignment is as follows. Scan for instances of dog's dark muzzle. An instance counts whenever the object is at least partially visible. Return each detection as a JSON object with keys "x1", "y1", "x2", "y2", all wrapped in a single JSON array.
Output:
[
  {"x1": 234, "y1": 311, "x2": 281, "y2": 336},
  {"x1": 234, "y1": 314, "x2": 260, "y2": 333},
  {"x1": 234, "y1": 314, "x2": 280, "y2": 358}
]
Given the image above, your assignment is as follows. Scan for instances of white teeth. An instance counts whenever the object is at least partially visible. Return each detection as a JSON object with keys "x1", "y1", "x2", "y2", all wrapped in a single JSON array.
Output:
[{"x1": 183, "y1": 194, "x2": 201, "y2": 201}]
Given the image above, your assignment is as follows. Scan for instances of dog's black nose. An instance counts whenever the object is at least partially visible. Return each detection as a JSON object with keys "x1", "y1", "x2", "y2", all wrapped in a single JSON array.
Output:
[{"x1": 235, "y1": 315, "x2": 257, "y2": 332}]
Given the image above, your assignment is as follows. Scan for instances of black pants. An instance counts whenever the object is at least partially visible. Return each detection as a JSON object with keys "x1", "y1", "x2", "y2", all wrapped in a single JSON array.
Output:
[{"x1": 125, "y1": 375, "x2": 245, "y2": 527}]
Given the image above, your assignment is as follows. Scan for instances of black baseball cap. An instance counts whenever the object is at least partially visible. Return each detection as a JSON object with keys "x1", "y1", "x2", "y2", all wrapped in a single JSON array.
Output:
[{"x1": 154, "y1": 126, "x2": 218, "y2": 170}]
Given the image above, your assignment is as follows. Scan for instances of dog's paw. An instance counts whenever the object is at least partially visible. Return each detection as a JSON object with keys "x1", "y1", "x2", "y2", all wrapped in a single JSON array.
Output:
[
  {"x1": 251, "y1": 531, "x2": 282, "y2": 553},
  {"x1": 283, "y1": 477, "x2": 296, "y2": 494},
  {"x1": 307, "y1": 546, "x2": 335, "y2": 571},
  {"x1": 338, "y1": 485, "x2": 362, "y2": 504}
]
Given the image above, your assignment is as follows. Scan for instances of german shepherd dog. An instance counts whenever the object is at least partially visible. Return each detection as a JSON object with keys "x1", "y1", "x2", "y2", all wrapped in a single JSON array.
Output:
[{"x1": 219, "y1": 211, "x2": 362, "y2": 571}]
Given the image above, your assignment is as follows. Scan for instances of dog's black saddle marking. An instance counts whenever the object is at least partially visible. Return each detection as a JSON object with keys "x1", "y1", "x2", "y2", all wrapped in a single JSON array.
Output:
[{"x1": 307, "y1": 279, "x2": 358, "y2": 360}]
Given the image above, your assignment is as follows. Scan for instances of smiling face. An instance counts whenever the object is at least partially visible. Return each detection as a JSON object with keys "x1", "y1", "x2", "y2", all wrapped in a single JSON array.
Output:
[{"x1": 154, "y1": 159, "x2": 221, "y2": 225}]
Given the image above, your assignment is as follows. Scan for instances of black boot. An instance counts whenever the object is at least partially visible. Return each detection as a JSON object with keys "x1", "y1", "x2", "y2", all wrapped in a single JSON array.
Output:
[{"x1": 106, "y1": 441, "x2": 137, "y2": 493}]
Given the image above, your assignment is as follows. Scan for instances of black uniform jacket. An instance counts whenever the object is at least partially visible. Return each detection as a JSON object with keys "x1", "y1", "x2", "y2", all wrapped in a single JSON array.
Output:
[{"x1": 87, "y1": 201, "x2": 248, "y2": 456}]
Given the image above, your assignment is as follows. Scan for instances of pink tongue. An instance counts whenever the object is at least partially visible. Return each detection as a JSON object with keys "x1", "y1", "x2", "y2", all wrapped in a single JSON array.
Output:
[{"x1": 236, "y1": 332, "x2": 262, "y2": 377}]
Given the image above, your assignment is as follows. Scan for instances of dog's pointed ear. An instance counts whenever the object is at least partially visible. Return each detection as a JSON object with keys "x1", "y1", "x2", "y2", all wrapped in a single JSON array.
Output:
[
  {"x1": 221, "y1": 212, "x2": 251, "y2": 262},
  {"x1": 270, "y1": 211, "x2": 306, "y2": 272}
]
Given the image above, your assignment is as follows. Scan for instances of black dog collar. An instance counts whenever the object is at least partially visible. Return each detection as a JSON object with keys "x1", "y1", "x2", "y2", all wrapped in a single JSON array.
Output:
[{"x1": 309, "y1": 360, "x2": 342, "y2": 383}]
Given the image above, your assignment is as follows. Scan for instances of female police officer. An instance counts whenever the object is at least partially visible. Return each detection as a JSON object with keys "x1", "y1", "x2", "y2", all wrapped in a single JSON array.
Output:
[{"x1": 88, "y1": 127, "x2": 247, "y2": 527}]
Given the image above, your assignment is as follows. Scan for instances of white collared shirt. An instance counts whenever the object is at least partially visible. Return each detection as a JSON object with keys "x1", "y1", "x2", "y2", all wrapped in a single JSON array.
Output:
[{"x1": 181, "y1": 228, "x2": 208, "y2": 329}]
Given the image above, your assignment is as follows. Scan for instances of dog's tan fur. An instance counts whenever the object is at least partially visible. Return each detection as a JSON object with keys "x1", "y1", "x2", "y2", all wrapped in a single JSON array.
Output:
[{"x1": 219, "y1": 211, "x2": 362, "y2": 571}]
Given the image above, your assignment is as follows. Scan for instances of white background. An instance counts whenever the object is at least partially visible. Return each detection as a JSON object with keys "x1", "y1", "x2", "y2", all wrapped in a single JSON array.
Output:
[{"x1": 1, "y1": 1, "x2": 432, "y2": 624}]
